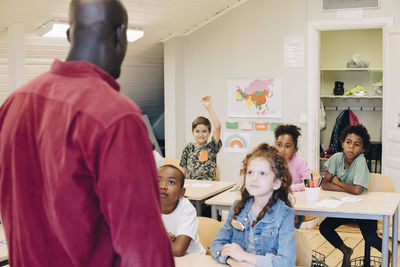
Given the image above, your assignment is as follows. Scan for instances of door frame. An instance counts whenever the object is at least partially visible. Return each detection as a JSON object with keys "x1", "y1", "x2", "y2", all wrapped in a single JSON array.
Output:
[{"x1": 307, "y1": 18, "x2": 393, "y2": 171}]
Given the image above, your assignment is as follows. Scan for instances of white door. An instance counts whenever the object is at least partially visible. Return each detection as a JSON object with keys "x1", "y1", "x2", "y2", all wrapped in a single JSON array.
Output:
[{"x1": 382, "y1": 27, "x2": 400, "y2": 190}]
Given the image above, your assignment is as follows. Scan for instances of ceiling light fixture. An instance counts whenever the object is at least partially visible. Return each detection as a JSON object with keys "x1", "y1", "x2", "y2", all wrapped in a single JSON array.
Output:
[{"x1": 36, "y1": 20, "x2": 144, "y2": 42}]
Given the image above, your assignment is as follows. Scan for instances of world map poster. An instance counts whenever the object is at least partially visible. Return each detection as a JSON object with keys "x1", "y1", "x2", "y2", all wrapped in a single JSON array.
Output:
[{"x1": 227, "y1": 78, "x2": 282, "y2": 118}]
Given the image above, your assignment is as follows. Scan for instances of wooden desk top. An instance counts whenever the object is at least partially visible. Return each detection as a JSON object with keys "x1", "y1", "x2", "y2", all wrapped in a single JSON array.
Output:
[
  {"x1": 184, "y1": 180, "x2": 236, "y2": 201},
  {"x1": 206, "y1": 189, "x2": 400, "y2": 217},
  {"x1": 205, "y1": 187, "x2": 240, "y2": 206},
  {"x1": 294, "y1": 190, "x2": 400, "y2": 216},
  {"x1": 175, "y1": 253, "x2": 226, "y2": 266}
]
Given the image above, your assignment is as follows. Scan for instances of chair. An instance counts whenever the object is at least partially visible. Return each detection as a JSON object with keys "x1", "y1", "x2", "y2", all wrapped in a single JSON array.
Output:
[
  {"x1": 215, "y1": 165, "x2": 220, "y2": 181},
  {"x1": 197, "y1": 216, "x2": 223, "y2": 255},
  {"x1": 310, "y1": 169, "x2": 320, "y2": 178},
  {"x1": 295, "y1": 229, "x2": 312, "y2": 267},
  {"x1": 163, "y1": 157, "x2": 185, "y2": 173},
  {"x1": 362, "y1": 173, "x2": 395, "y2": 265}
]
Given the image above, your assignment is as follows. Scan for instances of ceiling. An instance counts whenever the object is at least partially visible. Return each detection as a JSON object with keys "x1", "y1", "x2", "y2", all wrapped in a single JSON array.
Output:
[{"x1": 0, "y1": 0, "x2": 246, "y2": 50}]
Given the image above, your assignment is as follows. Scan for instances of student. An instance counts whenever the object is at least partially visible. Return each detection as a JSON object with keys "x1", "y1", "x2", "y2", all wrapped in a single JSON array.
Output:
[
  {"x1": 180, "y1": 96, "x2": 221, "y2": 180},
  {"x1": 319, "y1": 124, "x2": 386, "y2": 267},
  {"x1": 274, "y1": 124, "x2": 310, "y2": 229},
  {"x1": 210, "y1": 143, "x2": 295, "y2": 266},
  {"x1": 159, "y1": 164, "x2": 206, "y2": 256}
]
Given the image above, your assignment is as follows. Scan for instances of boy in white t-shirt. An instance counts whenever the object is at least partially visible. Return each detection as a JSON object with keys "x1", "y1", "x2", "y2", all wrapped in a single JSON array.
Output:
[{"x1": 158, "y1": 165, "x2": 205, "y2": 256}]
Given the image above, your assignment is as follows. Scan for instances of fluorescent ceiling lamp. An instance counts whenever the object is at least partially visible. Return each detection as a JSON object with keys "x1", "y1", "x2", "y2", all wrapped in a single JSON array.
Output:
[
  {"x1": 127, "y1": 29, "x2": 144, "y2": 43},
  {"x1": 36, "y1": 20, "x2": 144, "y2": 42}
]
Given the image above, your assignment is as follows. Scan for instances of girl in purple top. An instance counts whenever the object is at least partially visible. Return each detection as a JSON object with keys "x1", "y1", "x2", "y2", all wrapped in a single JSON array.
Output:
[{"x1": 275, "y1": 124, "x2": 310, "y2": 228}]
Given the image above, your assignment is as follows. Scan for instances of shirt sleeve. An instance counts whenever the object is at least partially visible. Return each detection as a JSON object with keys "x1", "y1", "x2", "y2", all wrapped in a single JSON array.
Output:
[
  {"x1": 290, "y1": 156, "x2": 309, "y2": 192},
  {"x1": 210, "y1": 137, "x2": 222, "y2": 154},
  {"x1": 96, "y1": 115, "x2": 174, "y2": 267},
  {"x1": 325, "y1": 153, "x2": 340, "y2": 176},
  {"x1": 352, "y1": 154, "x2": 370, "y2": 190},
  {"x1": 180, "y1": 145, "x2": 189, "y2": 167},
  {"x1": 210, "y1": 205, "x2": 235, "y2": 264},
  {"x1": 256, "y1": 207, "x2": 296, "y2": 267},
  {"x1": 175, "y1": 200, "x2": 198, "y2": 240}
]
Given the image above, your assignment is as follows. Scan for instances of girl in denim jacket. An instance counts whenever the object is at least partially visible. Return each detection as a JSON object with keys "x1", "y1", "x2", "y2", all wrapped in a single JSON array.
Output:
[{"x1": 211, "y1": 143, "x2": 295, "y2": 267}]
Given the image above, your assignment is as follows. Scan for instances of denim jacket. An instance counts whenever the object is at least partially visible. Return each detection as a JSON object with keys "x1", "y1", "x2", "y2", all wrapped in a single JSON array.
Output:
[{"x1": 210, "y1": 198, "x2": 296, "y2": 267}]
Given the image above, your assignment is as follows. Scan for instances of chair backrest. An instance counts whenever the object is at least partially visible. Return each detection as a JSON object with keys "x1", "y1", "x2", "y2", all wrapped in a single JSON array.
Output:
[
  {"x1": 310, "y1": 169, "x2": 320, "y2": 178},
  {"x1": 215, "y1": 165, "x2": 220, "y2": 181},
  {"x1": 369, "y1": 173, "x2": 395, "y2": 192},
  {"x1": 197, "y1": 216, "x2": 223, "y2": 255},
  {"x1": 295, "y1": 229, "x2": 312, "y2": 267},
  {"x1": 163, "y1": 157, "x2": 185, "y2": 173}
]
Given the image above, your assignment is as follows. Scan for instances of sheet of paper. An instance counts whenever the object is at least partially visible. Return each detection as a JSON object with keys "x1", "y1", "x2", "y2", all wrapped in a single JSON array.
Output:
[
  {"x1": 341, "y1": 196, "x2": 362, "y2": 203},
  {"x1": 314, "y1": 199, "x2": 344, "y2": 208},
  {"x1": 190, "y1": 183, "x2": 212, "y2": 188}
]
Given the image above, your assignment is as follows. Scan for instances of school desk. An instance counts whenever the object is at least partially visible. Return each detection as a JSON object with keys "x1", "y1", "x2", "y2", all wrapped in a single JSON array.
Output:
[
  {"x1": 174, "y1": 253, "x2": 304, "y2": 266},
  {"x1": 0, "y1": 225, "x2": 8, "y2": 265},
  {"x1": 174, "y1": 253, "x2": 226, "y2": 267},
  {"x1": 206, "y1": 190, "x2": 400, "y2": 267},
  {"x1": 184, "y1": 179, "x2": 235, "y2": 215}
]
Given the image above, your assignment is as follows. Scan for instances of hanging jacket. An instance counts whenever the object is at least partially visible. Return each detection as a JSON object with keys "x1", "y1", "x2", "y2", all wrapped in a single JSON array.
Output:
[{"x1": 329, "y1": 109, "x2": 350, "y2": 153}]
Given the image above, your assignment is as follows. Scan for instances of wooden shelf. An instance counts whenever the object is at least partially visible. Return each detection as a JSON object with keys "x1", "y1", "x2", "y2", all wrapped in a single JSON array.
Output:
[
  {"x1": 320, "y1": 68, "x2": 383, "y2": 71},
  {"x1": 320, "y1": 95, "x2": 383, "y2": 99}
]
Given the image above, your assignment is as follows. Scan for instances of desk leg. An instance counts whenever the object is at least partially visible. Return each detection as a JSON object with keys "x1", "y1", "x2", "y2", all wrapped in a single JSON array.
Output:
[
  {"x1": 392, "y1": 207, "x2": 398, "y2": 267},
  {"x1": 211, "y1": 205, "x2": 217, "y2": 220},
  {"x1": 382, "y1": 215, "x2": 389, "y2": 267},
  {"x1": 192, "y1": 201, "x2": 202, "y2": 216}
]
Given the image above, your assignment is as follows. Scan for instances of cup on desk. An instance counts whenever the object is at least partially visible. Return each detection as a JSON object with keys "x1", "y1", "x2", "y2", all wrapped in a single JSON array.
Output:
[{"x1": 305, "y1": 187, "x2": 320, "y2": 202}]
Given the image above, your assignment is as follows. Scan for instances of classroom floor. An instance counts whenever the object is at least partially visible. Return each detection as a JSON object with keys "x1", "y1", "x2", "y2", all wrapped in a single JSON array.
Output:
[{"x1": 300, "y1": 222, "x2": 400, "y2": 267}]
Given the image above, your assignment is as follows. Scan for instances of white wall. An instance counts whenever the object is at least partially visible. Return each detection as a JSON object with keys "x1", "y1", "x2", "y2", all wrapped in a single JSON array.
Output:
[
  {"x1": 165, "y1": 0, "x2": 308, "y2": 182},
  {"x1": 0, "y1": 32, "x2": 165, "y2": 129}
]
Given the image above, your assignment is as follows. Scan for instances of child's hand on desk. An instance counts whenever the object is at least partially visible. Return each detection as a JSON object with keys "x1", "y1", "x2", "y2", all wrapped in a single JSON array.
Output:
[
  {"x1": 226, "y1": 257, "x2": 256, "y2": 267},
  {"x1": 221, "y1": 243, "x2": 248, "y2": 262},
  {"x1": 167, "y1": 233, "x2": 176, "y2": 242},
  {"x1": 331, "y1": 176, "x2": 341, "y2": 185}
]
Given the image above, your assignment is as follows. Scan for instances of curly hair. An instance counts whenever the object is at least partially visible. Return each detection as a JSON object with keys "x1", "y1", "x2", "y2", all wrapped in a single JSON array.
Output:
[
  {"x1": 192, "y1": 116, "x2": 211, "y2": 132},
  {"x1": 232, "y1": 143, "x2": 292, "y2": 227},
  {"x1": 274, "y1": 124, "x2": 301, "y2": 148},
  {"x1": 339, "y1": 124, "x2": 371, "y2": 153}
]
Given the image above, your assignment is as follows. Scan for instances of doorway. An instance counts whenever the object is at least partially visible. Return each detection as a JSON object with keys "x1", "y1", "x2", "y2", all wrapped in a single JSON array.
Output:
[{"x1": 306, "y1": 18, "x2": 393, "y2": 172}]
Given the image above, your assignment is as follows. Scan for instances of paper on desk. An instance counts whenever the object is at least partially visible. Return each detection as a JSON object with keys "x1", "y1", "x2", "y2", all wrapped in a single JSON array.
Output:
[
  {"x1": 190, "y1": 183, "x2": 212, "y2": 188},
  {"x1": 341, "y1": 196, "x2": 362, "y2": 203},
  {"x1": 314, "y1": 199, "x2": 344, "y2": 208}
]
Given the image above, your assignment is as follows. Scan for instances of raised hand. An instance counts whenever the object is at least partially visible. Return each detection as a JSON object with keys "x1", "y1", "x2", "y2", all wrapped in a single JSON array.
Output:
[{"x1": 201, "y1": 96, "x2": 212, "y2": 109}]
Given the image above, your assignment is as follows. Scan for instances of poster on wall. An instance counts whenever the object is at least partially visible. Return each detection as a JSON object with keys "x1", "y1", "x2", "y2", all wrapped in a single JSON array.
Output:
[
  {"x1": 227, "y1": 78, "x2": 282, "y2": 118},
  {"x1": 223, "y1": 132, "x2": 250, "y2": 153}
]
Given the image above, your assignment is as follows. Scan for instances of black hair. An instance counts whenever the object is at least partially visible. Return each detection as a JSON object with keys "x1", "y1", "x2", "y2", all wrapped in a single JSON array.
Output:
[
  {"x1": 274, "y1": 124, "x2": 301, "y2": 148},
  {"x1": 192, "y1": 116, "x2": 211, "y2": 132},
  {"x1": 159, "y1": 164, "x2": 185, "y2": 188},
  {"x1": 339, "y1": 124, "x2": 371, "y2": 153}
]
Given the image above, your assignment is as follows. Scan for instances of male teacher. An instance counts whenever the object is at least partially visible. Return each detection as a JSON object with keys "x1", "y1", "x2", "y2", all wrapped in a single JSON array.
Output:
[{"x1": 0, "y1": 0, "x2": 174, "y2": 266}]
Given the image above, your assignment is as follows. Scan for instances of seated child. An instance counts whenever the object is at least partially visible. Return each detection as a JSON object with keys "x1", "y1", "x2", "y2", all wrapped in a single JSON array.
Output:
[
  {"x1": 180, "y1": 96, "x2": 221, "y2": 180},
  {"x1": 319, "y1": 124, "x2": 386, "y2": 267},
  {"x1": 274, "y1": 124, "x2": 310, "y2": 229},
  {"x1": 158, "y1": 164, "x2": 205, "y2": 256},
  {"x1": 210, "y1": 143, "x2": 296, "y2": 266}
]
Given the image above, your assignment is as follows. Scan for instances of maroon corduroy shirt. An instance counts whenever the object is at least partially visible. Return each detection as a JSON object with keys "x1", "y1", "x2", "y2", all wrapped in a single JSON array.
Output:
[{"x1": 0, "y1": 59, "x2": 174, "y2": 267}]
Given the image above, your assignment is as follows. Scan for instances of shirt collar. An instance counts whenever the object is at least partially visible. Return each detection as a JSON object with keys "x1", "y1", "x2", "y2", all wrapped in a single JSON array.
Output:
[{"x1": 50, "y1": 59, "x2": 120, "y2": 92}]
